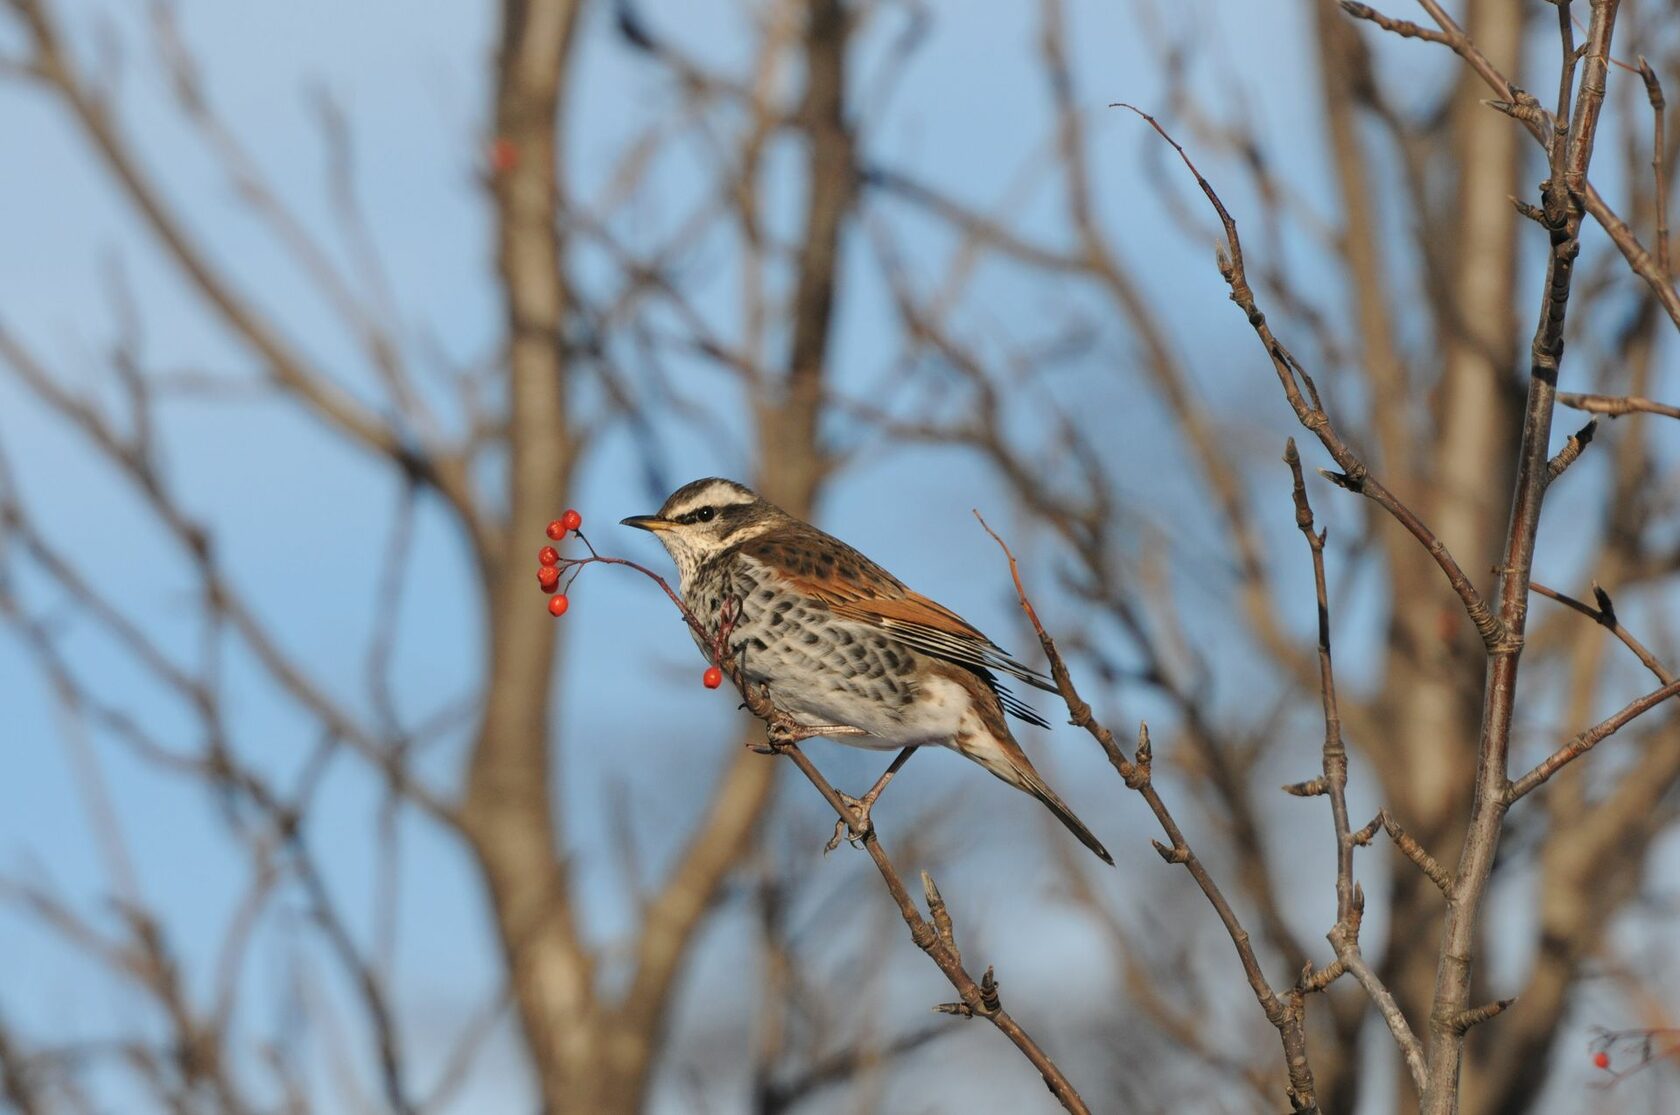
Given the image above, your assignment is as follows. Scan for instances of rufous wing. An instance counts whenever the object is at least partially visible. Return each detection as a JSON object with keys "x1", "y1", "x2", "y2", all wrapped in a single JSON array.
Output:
[{"x1": 737, "y1": 530, "x2": 1058, "y2": 722}]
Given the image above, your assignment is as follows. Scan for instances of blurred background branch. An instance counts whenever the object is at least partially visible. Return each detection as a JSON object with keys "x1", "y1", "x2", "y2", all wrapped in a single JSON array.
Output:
[{"x1": 2, "y1": 0, "x2": 1679, "y2": 1112}]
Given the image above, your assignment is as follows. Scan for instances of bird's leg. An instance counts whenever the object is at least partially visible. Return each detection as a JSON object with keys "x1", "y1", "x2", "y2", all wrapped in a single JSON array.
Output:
[
  {"x1": 851, "y1": 746, "x2": 917, "y2": 818},
  {"x1": 749, "y1": 685, "x2": 871, "y2": 753},
  {"x1": 757, "y1": 714, "x2": 865, "y2": 753},
  {"x1": 826, "y1": 747, "x2": 917, "y2": 853}
]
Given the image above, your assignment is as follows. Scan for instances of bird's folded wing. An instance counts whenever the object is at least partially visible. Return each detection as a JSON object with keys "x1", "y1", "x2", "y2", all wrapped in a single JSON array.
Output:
[
  {"x1": 737, "y1": 535, "x2": 1059, "y2": 698},
  {"x1": 829, "y1": 593, "x2": 1059, "y2": 693},
  {"x1": 832, "y1": 595, "x2": 1057, "y2": 728}
]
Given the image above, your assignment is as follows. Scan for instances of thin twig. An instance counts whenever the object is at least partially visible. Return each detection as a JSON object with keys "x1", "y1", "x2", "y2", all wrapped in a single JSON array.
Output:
[
  {"x1": 1450, "y1": 997, "x2": 1515, "y2": 1033},
  {"x1": 1378, "y1": 810, "x2": 1454, "y2": 896},
  {"x1": 1282, "y1": 441, "x2": 1429, "y2": 1095},
  {"x1": 1556, "y1": 391, "x2": 1680, "y2": 420},
  {"x1": 1338, "y1": 2, "x2": 1453, "y2": 46},
  {"x1": 1391, "y1": 0, "x2": 1680, "y2": 333},
  {"x1": 1114, "y1": 102, "x2": 1505, "y2": 652},
  {"x1": 1637, "y1": 58, "x2": 1669, "y2": 278},
  {"x1": 1531, "y1": 581, "x2": 1673, "y2": 686},
  {"x1": 1506, "y1": 677, "x2": 1680, "y2": 802},
  {"x1": 768, "y1": 739, "x2": 1090, "y2": 1113},
  {"x1": 974, "y1": 510, "x2": 1321, "y2": 1113}
]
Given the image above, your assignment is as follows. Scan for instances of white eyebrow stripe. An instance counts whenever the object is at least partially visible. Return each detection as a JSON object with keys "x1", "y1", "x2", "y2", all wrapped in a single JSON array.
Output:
[{"x1": 666, "y1": 490, "x2": 754, "y2": 517}]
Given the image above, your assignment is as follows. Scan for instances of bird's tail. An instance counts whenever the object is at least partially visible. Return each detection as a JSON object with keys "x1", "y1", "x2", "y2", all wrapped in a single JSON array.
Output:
[
  {"x1": 963, "y1": 733, "x2": 1114, "y2": 865},
  {"x1": 1017, "y1": 768, "x2": 1115, "y2": 866}
]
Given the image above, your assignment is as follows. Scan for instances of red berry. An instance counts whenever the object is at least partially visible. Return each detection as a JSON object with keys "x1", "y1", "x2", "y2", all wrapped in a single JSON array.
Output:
[
  {"x1": 702, "y1": 665, "x2": 723, "y2": 689},
  {"x1": 546, "y1": 520, "x2": 566, "y2": 540},
  {"x1": 560, "y1": 508, "x2": 583, "y2": 532},
  {"x1": 548, "y1": 594, "x2": 570, "y2": 617},
  {"x1": 489, "y1": 137, "x2": 518, "y2": 174},
  {"x1": 537, "y1": 566, "x2": 560, "y2": 591},
  {"x1": 538, "y1": 546, "x2": 561, "y2": 567},
  {"x1": 1593, "y1": 1051, "x2": 1610, "y2": 1071}
]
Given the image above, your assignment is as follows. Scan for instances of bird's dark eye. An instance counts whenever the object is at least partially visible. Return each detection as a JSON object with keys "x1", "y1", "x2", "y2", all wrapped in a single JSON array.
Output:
[{"x1": 695, "y1": 506, "x2": 716, "y2": 523}]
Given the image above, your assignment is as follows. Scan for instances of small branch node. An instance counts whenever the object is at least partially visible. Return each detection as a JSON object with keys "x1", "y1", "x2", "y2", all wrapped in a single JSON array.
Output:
[
  {"x1": 1351, "y1": 812, "x2": 1384, "y2": 846},
  {"x1": 1545, "y1": 419, "x2": 1597, "y2": 482},
  {"x1": 1468, "y1": 600, "x2": 1508, "y2": 650},
  {"x1": 1125, "y1": 722, "x2": 1152, "y2": 789},
  {"x1": 1590, "y1": 581, "x2": 1617, "y2": 624},
  {"x1": 1481, "y1": 92, "x2": 1549, "y2": 128},
  {"x1": 1151, "y1": 838, "x2": 1189, "y2": 865},
  {"x1": 1380, "y1": 810, "x2": 1454, "y2": 896},
  {"x1": 1316, "y1": 467, "x2": 1362, "y2": 493},
  {"x1": 922, "y1": 870, "x2": 960, "y2": 962},
  {"x1": 979, "y1": 965, "x2": 1002, "y2": 1014},
  {"x1": 1451, "y1": 997, "x2": 1516, "y2": 1033},
  {"x1": 1299, "y1": 957, "x2": 1349, "y2": 995},
  {"x1": 1511, "y1": 195, "x2": 1548, "y2": 224}
]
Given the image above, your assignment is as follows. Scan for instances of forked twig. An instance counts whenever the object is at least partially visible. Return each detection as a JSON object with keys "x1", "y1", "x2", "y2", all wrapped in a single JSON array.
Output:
[
  {"x1": 973, "y1": 509, "x2": 1322, "y2": 1112},
  {"x1": 1282, "y1": 441, "x2": 1428, "y2": 1093},
  {"x1": 1111, "y1": 102, "x2": 1506, "y2": 653}
]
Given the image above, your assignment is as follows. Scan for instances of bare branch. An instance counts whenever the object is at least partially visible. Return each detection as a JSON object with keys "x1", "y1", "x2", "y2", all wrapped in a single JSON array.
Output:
[
  {"x1": 1506, "y1": 677, "x2": 1680, "y2": 803},
  {"x1": 1556, "y1": 391, "x2": 1680, "y2": 420},
  {"x1": 1115, "y1": 102, "x2": 1505, "y2": 651},
  {"x1": 1531, "y1": 581, "x2": 1674, "y2": 686},
  {"x1": 1338, "y1": 2, "x2": 1454, "y2": 47},
  {"x1": 1638, "y1": 57, "x2": 1670, "y2": 279},
  {"x1": 1370, "y1": 0, "x2": 1680, "y2": 333},
  {"x1": 767, "y1": 737, "x2": 1091, "y2": 1113},
  {"x1": 3, "y1": 0, "x2": 485, "y2": 548},
  {"x1": 976, "y1": 511, "x2": 1321, "y2": 1112},
  {"x1": 1284, "y1": 441, "x2": 1427, "y2": 1094}
]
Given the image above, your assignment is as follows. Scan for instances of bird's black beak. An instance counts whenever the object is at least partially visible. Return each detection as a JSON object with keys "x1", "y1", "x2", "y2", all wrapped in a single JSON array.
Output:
[{"x1": 620, "y1": 514, "x2": 671, "y2": 533}]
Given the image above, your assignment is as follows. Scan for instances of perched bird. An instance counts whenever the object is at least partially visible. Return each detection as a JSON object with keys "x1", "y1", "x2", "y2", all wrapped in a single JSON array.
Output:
[{"x1": 622, "y1": 477, "x2": 1112, "y2": 864}]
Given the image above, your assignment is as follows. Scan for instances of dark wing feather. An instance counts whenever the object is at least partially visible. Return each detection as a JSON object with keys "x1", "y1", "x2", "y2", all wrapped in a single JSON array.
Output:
[
  {"x1": 850, "y1": 602, "x2": 1059, "y2": 695},
  {"x1": 995, "y1": 680, "x2": 1052, "y2": 728},
  {"x1": 736, "y1": 528, "x2": 1058, "y2": 725}
]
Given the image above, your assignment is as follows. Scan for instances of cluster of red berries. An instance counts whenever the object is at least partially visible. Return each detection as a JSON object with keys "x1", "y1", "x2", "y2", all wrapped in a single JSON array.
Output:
[
  {"x1": 538, "y1": 509, "x2": 583, "y2": 615},
  {"x1": 535, "y1": 506, "x2": 728, "y2": 691}
]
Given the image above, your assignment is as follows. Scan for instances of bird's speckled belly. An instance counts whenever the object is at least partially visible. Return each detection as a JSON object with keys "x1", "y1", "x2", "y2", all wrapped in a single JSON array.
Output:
[{"x1": 684, "y1": 561, "x2": 963, "y2": 749}]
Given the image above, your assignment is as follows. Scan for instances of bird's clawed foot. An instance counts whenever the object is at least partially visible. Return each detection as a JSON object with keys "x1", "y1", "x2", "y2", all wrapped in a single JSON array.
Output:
[
  {"x1": 743, "y1": 684, "x2": 794, "y2": 753},
  {"x1": 822, "y1": 747, "x2": 916, "y2": 855},
  {"x1": 750, "y1": 700, "x2": 805, "y2": 754},
  {"x1": 825, "y1": 790, "x2": 877, "y2": 854},
  {"x1": 751, "y1": 723, "x2": 796, "y2": 755}
]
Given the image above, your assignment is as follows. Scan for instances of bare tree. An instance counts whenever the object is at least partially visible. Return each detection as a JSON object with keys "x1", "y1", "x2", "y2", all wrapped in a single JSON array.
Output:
[
  {"x1": 1, "y1": 0, "x2": 862, "y2": 1111},
  {"x1": 3, "y1": 1, "x2": 1679, "y2": 1113}
]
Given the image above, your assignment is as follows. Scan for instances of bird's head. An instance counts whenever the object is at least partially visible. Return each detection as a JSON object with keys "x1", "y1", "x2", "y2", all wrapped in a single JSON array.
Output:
[{"x1": 621, "y1": 477, "x2": 784, "y2": 583}]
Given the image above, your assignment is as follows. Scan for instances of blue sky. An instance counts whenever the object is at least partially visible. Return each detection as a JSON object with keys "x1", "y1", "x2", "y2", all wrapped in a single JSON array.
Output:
[{"x1": 3, "y1": 2, "x2": 1675, "y2": 1112}]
